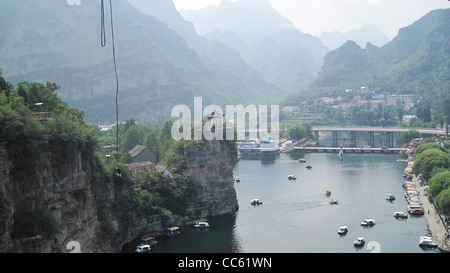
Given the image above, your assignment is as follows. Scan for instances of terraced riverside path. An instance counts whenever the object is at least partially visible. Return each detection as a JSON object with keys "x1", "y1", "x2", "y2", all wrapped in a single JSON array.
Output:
[{"x1": 412, "y1": 175, "x2": 450, "y2": 252}]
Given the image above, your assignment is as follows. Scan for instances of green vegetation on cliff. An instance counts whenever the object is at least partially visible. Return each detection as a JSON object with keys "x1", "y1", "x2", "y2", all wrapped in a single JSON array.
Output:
[
  {"x1": 0, "y1": 70, "x2": 98, "y2": 171},
  {"x1": 412, "y1": 142, "x2": 450, "y2": 214}
]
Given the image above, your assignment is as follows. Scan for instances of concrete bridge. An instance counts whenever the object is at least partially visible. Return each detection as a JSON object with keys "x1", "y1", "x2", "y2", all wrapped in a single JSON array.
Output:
[
  {"x1": 311, "y1": 126, "x2": 446, "y2": 148},
  {"x1": 312, "y1": 126, "x2": 446, "y2": 135}
]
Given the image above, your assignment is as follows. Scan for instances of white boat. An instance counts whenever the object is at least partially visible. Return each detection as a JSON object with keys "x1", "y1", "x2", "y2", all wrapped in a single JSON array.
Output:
[
  {"x1": 418, "y1": 236, "x2": 438, "y2": 248},
  {"x1": 288, "y1": 175, "x2": 297, "y2": 180},
  {"x1": 393, "y1": 212, "x2": 408, "y2": 219},
  {"x1": 251, "y1": 199, "x2": 263, "y2": 205},
  {"x1": 235, "y1": 177, "x2": 240, "y2": 182},
  {"x1": 386, "y1": 194, "x2": 396, "y2": 201},
  {"x1": 338, "y1": 226, "x2": 348, "y2": 235},
  {"x1": 329, "y1": 199, "x2": 338, "y2": 205},
  {"x1": 194, "y1": 221, "x2": 210, "y2": 228},
  {"x1": 354, "y1": 237, "x2": 365, "y2": 247},
  {"x1": 361, "y1": 219, "x2": 376, "y2": 226},
  {"x1": 135, "y1": 244, "x2": 151, "y2": 253}
]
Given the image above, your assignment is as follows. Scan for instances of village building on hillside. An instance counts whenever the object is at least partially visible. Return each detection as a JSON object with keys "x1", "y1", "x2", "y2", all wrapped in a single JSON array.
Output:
[
  {"x1": 386, "y1": 94, "x2": 416, "y2": 106},
  {"x1": 127, "y1": 161, "x2": 174, "y2": 181},
  {"x1": 128, "y1": 145, "x2": 157, "y2": 164}
]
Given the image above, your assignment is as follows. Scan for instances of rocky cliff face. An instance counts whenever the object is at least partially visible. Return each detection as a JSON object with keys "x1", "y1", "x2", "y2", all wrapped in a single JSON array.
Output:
[
  {"x1": 0, "y1": 146, "x2": 103, "y2": 253},
  {"x1": 182, "y1": 140, "x2": 239, "y2": 218},
  {"x1": 0, "y1": 139, "x2": 239, "y2": 253}
]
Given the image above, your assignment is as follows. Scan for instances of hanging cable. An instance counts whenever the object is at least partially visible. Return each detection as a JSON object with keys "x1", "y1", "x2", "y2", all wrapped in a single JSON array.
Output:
[
  {"x1": 100, "y1": 0, "x2": 106, "y2": 47},
  {"x1": 101, "y1": 0, "x2": 120, "y2": 173}
]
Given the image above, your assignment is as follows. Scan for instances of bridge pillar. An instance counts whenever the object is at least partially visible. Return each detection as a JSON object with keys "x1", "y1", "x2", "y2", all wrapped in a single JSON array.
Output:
[
  {"x1": 350, "y1": 131, "x2": 356, "y2": 147},
  {"x1": 367, "y1": 131, "x2": 375, "y2": 147},
  {"x1": 332, "y1": 131, "x2": 338, "y2": 148},
  {"x1": 385, "y1": 132, "x2": 394, "y2": 148}
]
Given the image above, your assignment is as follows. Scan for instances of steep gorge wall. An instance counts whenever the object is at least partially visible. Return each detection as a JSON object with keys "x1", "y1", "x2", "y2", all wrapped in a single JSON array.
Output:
[
  {"x1": 0, "y1": 146, "x2": 103, "y2": 253},
  {"x1": 0, "y1": 139, "x2": 239, "y2": 253}
]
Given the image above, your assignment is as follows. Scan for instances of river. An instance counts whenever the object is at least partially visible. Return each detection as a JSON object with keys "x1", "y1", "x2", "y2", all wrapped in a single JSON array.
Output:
[{"x1": 131, "y1": 152, "x2": 441, "y2": 253}]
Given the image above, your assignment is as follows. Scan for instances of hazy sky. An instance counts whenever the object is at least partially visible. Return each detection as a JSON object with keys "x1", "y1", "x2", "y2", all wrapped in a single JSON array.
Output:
[{"x1": 172, "y1": 0, "x2": 450, "y2": 39}]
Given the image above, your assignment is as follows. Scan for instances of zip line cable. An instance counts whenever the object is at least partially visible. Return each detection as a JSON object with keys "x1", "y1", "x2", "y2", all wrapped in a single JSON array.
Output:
[{"x1": 101, "y1": 0, "x2": 121, "y2": 175}]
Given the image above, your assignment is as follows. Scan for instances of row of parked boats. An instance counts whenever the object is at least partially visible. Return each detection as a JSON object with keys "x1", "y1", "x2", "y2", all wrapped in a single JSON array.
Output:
[
  {"x1": 135, "y1": 220, "x2": 211, "y2": 253},
  {"x1": 403, "y1": 166, "x2": 425, "y2": 215},
  {"x1": 402, "y1": 163, "x2": 438, "y2": 248}
]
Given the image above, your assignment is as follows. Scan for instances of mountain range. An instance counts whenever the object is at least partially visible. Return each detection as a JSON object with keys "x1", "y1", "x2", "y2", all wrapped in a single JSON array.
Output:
[
  {"x1": 181, "y1": 0, "x2": 329, "y2": 93},
  {"x1": 290, "y1": 8, "x2": 450, "y2": 110},
  {"x1": 320, "y1": 23, "x2": 390, "y2": 50},
  {"x1": 1, "y1": 0, "x2": 448, "y2": 123},
  {"x1": 0, "y1": 0, "x2": 283, "y2": 123}
]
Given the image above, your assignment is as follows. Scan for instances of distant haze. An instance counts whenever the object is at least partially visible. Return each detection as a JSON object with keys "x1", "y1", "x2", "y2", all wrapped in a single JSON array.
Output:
[{"x1": 173, "y1": 0, "x2": 449, "y2": 39}]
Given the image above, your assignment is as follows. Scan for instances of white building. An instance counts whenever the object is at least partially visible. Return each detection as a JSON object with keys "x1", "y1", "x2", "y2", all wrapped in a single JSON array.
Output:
[{"x1": 387, "y1": 94, "x2": 416, "y2": 106}]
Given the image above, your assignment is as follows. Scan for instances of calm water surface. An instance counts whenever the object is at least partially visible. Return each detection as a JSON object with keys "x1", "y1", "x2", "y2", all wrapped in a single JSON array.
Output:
[{"x1": 146, "y1": 152, "x2": 440, "y2": 253}]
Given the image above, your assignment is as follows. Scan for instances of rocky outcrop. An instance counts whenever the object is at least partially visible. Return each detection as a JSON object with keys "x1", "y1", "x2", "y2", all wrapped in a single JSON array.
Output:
[{"x1": 182, "y1": 140, "x2": 239, "y2": 218}]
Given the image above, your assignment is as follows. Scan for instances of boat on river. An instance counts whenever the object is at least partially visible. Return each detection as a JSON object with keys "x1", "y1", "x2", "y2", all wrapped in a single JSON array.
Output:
[
  {"x1": 194, "y1": 221, "x2": 210, "y2": 228},
  {"x1": 140, "y1": 236, "x2": 157, "y2": 246},
  {"x1": 361, "y1": 219, "x2": 376, "y2": 226},
  {"x1": 338, "y1": 226, "x2": 348, "y2": 235},
  {"x1": 167, "y1": 226, "x2": 181, "y2": 237},
  {"x1": 354, "y1": 237, "x2": 365, "y2": 247},
  {"x1": 306, "y1": 165, "x2": 312, "y2": 169},
  {"x1": 288, "y1": 175, "x2": 297, "y2": 180},
  {"x1": 325, "y1": 189, "x2": 331, "y2": 196},
  {"x1": 418, "y1": 236, "x2": 438, "y2": 248},
  {"x1": 251, "y1": 199, "x2": 263, "y2": 205},
  {"x1": 393, "y1": 212, "x2": 408, "y2": 219},
  {"x1": 135, "y1": 244, "x2": 151, "y2": 253},
  {"x1": 386, "y1": 194, "x2": 396, "y2": 201},
  {"x1": 329, "y1": 199, "x2": 338, "y2": 205},
  {"x1": 408, "y1": 204, "x2": 424, "y2": 215}
]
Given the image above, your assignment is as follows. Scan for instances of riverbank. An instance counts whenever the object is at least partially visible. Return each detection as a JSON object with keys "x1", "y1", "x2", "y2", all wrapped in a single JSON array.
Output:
[{"x1": 412, "y1": 175, "x2": 450, "y2": 252}]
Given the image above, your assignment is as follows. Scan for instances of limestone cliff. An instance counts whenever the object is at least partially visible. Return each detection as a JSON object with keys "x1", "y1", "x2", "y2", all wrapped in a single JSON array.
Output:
[
  {"x1": 181, "y1": 140, "x2": 239, "y2": 218},
  {"x1": 0, "y1": 139, "x2": 239, "y2": 253},
  {"x1": 0, "y1": 146, "x2": 103, "y2": 253}
]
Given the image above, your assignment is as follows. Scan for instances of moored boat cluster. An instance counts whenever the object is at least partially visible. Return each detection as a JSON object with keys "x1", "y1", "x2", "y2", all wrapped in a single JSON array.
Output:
[{"x1": 403, "y1": 164, "x2": 425, "y2": 215}]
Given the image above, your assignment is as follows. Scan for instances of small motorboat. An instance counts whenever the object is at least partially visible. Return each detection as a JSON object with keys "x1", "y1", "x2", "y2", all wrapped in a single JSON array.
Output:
[
  {"x1": 393, "y1": 212, "x2": 408, "y2": 219},
  {"x1": 251, "y1": 199, "x2": 263, "y2": 205},
  {"x1": 338, "y1": 226, "x2": 348, "y2": 235},
  {"x1": 418, "y1": 236, "x2": 438, "y2": 248},
  {"x1": 354, "y1": 237, "x2": 365, "y2": 247},
  {"x1": 329, "y1": 199, "x2": 338, "y2": 205},
  {"x1": 194, "y1": 221, "x2": 210, "y2": 228},
  {"x1": 167, "y1": 226, "x2": 181, "y2": 237},
  {"x1": 288, "y1": 175, "x2": 297, "y2": 180},
  {"x1": 235, "y1": 177, "x2": 240, "y2": 182},
  {"x1": 361, "y1": 219, "x2": 376, "y2": 226},
  {"x1": 140, "y1": 236, "x2": 158, "y2": 246},
  {"x1": 298, "y1": 159, "x2": 306, "y2": 163},
  {"x1": 306, "y1": 165, "x2": 312, "y2": 169},
  {"x1": 135, "y1": 244, "x2": 151, "y2": 253},
  {"x1": 325, "y1": 189, "x2": 331, "y2": 196},
  {"x1": 386, "y1": 194, "x2": 396, "y2": 201}
]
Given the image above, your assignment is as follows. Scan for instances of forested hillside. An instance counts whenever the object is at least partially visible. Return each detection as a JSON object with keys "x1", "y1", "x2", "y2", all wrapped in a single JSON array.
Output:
[{"x1": 290, "y1": 8, "x2": 450, "y2": 113}]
